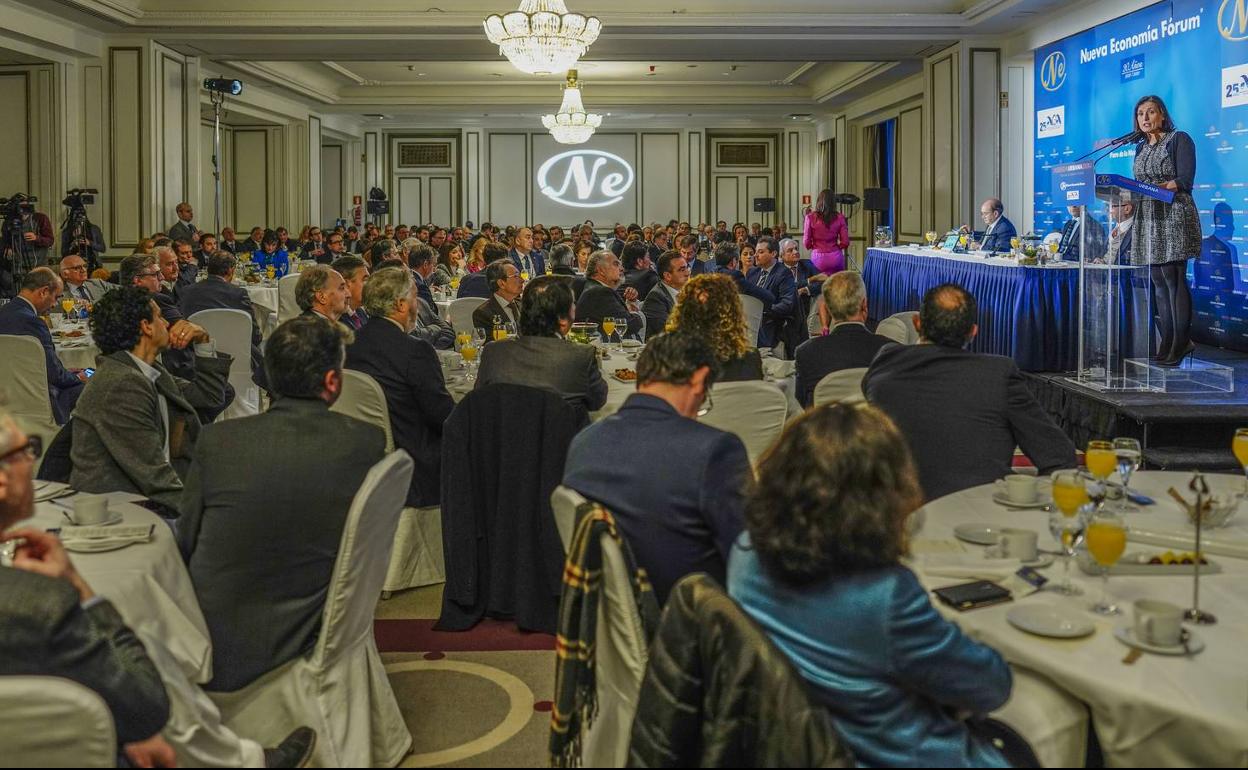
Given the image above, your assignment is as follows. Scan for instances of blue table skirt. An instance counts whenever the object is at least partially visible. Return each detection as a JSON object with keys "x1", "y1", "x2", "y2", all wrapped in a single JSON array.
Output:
[{"x1": 863, "y1": 248, "x2": 1148, "y2": 372}]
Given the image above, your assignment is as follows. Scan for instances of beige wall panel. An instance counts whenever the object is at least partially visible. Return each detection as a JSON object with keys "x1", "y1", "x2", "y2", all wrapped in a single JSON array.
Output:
[
  {"x1": 641, "y1": 133, "x2": 679, "y2": 226},
  {"x1": 930, "y1": 56, "x2": 955, "y2": 233},
  {"x1": 110, "y1": 48, "x2": 143, "y2": 247},
  {"x1": 158, "y1": 54, "x2": 186, "y2": 229},
  {"x1": 488, "y1": 133, "x2": 527, "y2": 226},
  {"x1": 0, "y1": 74, "x2": 29, "y2": 195},
  {"x1": 321, "y1": 144, "x2": 343, "y2": 228},
  {"x1": 897, "y1": 106, "x2": 923, "y2": 239},
  {"x1": 232, "y1": 130, "x2": 268, "y2": 232}
]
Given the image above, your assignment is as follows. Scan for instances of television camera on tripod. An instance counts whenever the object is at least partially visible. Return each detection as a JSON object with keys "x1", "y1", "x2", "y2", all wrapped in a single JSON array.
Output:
[{"x1": 59, "y1": 188, "x2": 105, "y2": 272}]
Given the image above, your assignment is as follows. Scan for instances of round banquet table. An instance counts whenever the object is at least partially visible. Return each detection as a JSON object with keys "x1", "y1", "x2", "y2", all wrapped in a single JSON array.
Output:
[
  {"x1": 243, "y1": 284, "x2": 279, "y2": 317},
  {"x1": 52, "y1": 321, "x2": 99, "y2": 370},
  {"x1": 911, "y1": 471, "x2": 1248, "y2": 766},
  {"x1": 26, "y1": 490, "x2": 213, "y2": 684}
]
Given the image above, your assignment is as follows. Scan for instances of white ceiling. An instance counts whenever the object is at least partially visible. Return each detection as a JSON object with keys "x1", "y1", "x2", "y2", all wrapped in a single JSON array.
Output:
[{"x1": 24, "y1": 0, "x2": 1081, "y2": 125}]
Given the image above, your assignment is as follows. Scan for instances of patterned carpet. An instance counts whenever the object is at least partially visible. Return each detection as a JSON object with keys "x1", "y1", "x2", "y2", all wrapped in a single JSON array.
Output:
[{"x1": 376, "y1": 585, "x2": 555, "y2": 768}]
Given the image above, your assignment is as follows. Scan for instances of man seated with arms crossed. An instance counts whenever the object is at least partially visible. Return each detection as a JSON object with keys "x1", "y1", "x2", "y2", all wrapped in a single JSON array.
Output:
[
  {"x1": 794, "y1": 272, "x2": 894, "y2": 407},
  {"x1": 0, "y1": 267, "x2": 87, "y2": 423},
  {"x1": 295, "y1": 264, "x2": 349, "y2": 326},
  {"x1": 178, "y1": 250, "x2": 269, "y2": 392},
  {"x1": 562, "y1": 332, "x2": 747, "y2": 604},
  {"x1": 864, "y1": 283, "x2": 1077, "y2": 500},
  {"x1": 574, "y1": 250, "x2": 643, "y2": 340},
  {"x1": 179, "y1": 316, "x2": 386, "y2": 693},
  {"x1": 641, "y1": 250, "x2": 690, "y2": 336},
  {"x1": 475, "y1": 275, "x2": 608, "y2": 412},
  {"x1": 57, "y1": 254, "x2": 112, "y2": 305},
  {"x1": 71, "y1": 286, "x2": 232, "y2": 515},
  {"x1": 173, "y1": 239, "x2": 200, "y2": 291},
  {"x1": 472, "y1": 258, "x2": 524, "y2": 336}
]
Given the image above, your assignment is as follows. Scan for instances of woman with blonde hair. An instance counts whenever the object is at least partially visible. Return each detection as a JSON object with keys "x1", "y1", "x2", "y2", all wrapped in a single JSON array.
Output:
[
  {"x1": 666, "y1": 272, "x2": 763, "y2": 382},
  {"x1": 466, "y1": 236, "x2": 489, "y2": 273}
]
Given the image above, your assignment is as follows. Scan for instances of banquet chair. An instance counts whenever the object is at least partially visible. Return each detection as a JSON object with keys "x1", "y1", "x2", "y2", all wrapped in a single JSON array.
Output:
[
  {"x1": 876, "y1": 311, "x2": 920, "y2": 345},
  {"x1": 331, "y1": 369, "x2": 445, "y2": 594},
  {"x1": 740, "y1": 294, "x2": 764, "y2": 348},
  {"x1": 448, "y1": 297, "x2": 487, "y2": 335},
  {"x1": 697, "y1": 380, "x2": 790, "y2": 466},
  {"x1": 276, "y1": 274, "x2": 301, "y2": 324},
  {"x1": 0, "y1": 676, "x2": 116, "y2": 767},
  {"x1": 551, "y1": 484, "x2": 589, "y2": 552},
  {"x1": 0, "y1": 334, "x2": 62, "y2": 469},
  {"x1": 210, "y1": 450, "x2": 415, "y2": 768},
  {"x1": 990, "y1": 666, "x2": 1088, "y2": 768},
  {"x1": 812, "y1": 367, "x2": 868, "y2": 406},
  {"x1": 189, "y1": 308, "x2": 260, "y2": 420}
]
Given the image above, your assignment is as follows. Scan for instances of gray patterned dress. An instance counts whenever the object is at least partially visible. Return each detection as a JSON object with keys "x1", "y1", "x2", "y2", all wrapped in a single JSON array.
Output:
[{"x1": 1131, "y1": 131, "x2": 1202, "y2": 265}]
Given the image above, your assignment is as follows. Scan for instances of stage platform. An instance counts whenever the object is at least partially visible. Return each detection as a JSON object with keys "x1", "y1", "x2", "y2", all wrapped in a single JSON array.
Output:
[{"x1": 1025, "y1": 345, "x2": 1248, "y2": 472}]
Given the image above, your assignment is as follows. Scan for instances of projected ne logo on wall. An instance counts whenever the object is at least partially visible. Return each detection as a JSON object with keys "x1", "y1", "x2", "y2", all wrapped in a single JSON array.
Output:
[{"x1": 537, "y1": 150, "x2": 635, "y2": 209}]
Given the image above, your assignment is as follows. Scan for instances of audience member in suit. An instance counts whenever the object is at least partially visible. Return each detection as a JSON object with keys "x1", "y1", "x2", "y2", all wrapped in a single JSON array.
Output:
[
  {"x1": 574, "y1": 250, "x2": 644, "y2": 339},
  {"x1": 316, "y1": 230, "x2": 348, "y2": 266},
  {"x1": 345, "y1": 267, "x2": 454, "y2": 508},
  {"x1": 622, "y1": 240, "x2": 660, "y2": 300},
  {"x1": 72, "y1": 286, "x2": 232, "y2": 514},
  {"x1": 376, "y1": 253, "x2": 455, "y2": 350},
  {"x1": 1103, "y1": 198, "x2": 1135, "y2": 265},
  {"x1": 0, "y1": 410, "x2": 177, "y2": 767},
  {"x1": 1056, "y1": 205, "x2": 1109, "y2": 262},
  {"x1": 472, "y1": 258, "x2": 525, "y2": 336},
  {"x1": 863, "y1": 283, "x2": 1077, "y2": 500},
  {"x1": 778, "y1": 237, "x2": 821, "y2": 353},
  {"x1": 745, "y1": 236, "x2": 797, "y2": 351},
  {"x1": 642, "y1": 250, "x2": 690, "y2": 338},
  {"x1": 333, "y1": 254, "x2": 371, "y2": 331},
  {"x1": 667, "y1": 272, "x2": 764, "y2": 382},
  {"x1": 193, "y1": 233, "x2": 219, "y2": 270},
  {"x1": 179, "y1": 316, "x2": 386, "y2": 693},
  {"x1": 794, "y1": 272, "x2": 894, "y2": 407},
  {"x1": 218, "y1": 227, "x2": 240, "y2": 255},
  {"x1": 0, "y1": 268, "x2": 86, "y2": 423},
  {"x1": 409, "y1": 242, "x2": 439, "y2": 307},
  {"x1": 239, "y1": 227, "x2": 264, "y2": 256},
  {"x1": 156, "y1": 246, "x2": 186, "y2": 300},
  {"x1": 727, "y1": 403, "x2": 1012, "y2": 767},
  {"x1": 971, "y1": 198, "x2": 1017, "y2": 253},
  {"x1": 476, "y1": 275, "x2": 607, "y2": 411},
  {"x1": 563, "y1": 332, "x2": 748, "y2": 605},
  {"x1": 678, "y1": 234, "x2": 709, "y2": 277},
  {"x1": 709, "y1": 241, "x2": 774, "y2": 327},
  {"x1": 295, "y1": 263, "x2": 349, "y2": 326},
  {"x1": 547, "y1": 242, "x2": 587, "y2": 299},
  {"x1": 509, "y1": 227, "x2": 546, "y2": 276},
  {"x1": 177, "y1": 251, "x2": 269, "y2": 391},
  {"x1": 456, "y1": 242, "x2": 508, "y2": 299},
  {"x1": 299, "y1": 227, "x2": 329, "y2": 263},
  {"x1": 172, "y1": 239, "x2": 200, "y2": 290},
  {"x1": 167, "y1": 202, "x2": 200, "y2": 246},
  {"x1": 647, "y1": 230, "x2": 670, "y2": 261},
  {"x1": 56, "y1": 254, "x2": 112, "y2": 305}
]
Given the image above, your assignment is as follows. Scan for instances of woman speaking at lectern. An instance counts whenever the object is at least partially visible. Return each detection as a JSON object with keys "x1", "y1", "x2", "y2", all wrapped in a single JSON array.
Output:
[{"x1": 1131, "y1": 95, "x2": 1201, "y2": 367}]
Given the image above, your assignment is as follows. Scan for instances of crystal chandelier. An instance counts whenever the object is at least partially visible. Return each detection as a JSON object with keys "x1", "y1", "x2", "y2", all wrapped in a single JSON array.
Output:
[
  {"x1": 483, "y1": 0, "x2": 602, "y2": 75},
  {"x1": 542, "y1": 70, "x2": 603, "y2": 145}
]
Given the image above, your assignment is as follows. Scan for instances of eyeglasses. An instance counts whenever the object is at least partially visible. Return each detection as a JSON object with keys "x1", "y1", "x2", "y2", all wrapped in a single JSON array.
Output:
[
  {"x1": 0, "y1": 436, "x2": 42, "y2": 466},
  {"x1": 64, "y1": 265, "x2": 87, "y2": 272},
  {"x1": 138, "y1": 270, "x2": 161, "y2": 278},
  {"x1": 696, "y1": 389, "x2": 714, "y2": 418}
]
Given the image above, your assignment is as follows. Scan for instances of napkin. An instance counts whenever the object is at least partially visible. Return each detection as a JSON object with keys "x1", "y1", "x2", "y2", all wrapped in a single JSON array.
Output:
[{"x1": 917, "y1": 554, "x2": 1018, "y2": 582}]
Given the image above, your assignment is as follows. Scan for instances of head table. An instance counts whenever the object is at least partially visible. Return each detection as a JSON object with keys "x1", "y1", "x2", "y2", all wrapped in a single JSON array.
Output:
[{"x1": 911, "y1": 471, "x2": 1248, "y2": 766}]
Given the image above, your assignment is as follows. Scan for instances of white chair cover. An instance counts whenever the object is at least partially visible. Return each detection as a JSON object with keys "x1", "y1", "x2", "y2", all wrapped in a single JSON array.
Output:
[
  {"x1": 581, "y1": 531, "x2": 649, "y2": 768},
  {"x1": 550, "y1": 484, "x2": 588, "y2": 553},
  {"x1": 0, "y1": 676, "x2": 116, "y2": 767},
  {"x1": 697, "y1": 380, "x2": 789, "y2": 465},
  {"x1": 0, "y1": 334, "x2": 61, "y2": 455},
  {"x1": 189, "y1": 309, "x2": 259, "y2": 420},
  {"x1": 740, "y1": 294, "x2": 764, "y2": 348},
  {"x1": 210, "y1": 451, "x2": 416, "y2": 768},
  {"x1": 276, "y1": 274, "x2": 302, "y2": 325},
  {"x1": 812, "y1": 367, "x2": 868, "y2": 406},
  {"x1": 448, "y1": 297, "x2": 486, "y2": 335},
  {"x1": 330, "y1": 371, "x2": 444, "y2": 593},
  {"x1": 991, "y1": 666, "x2": 1089, "y2": 769},
  {"x1": 876, "y1": 311, "x2": 920, "y2": 345}
]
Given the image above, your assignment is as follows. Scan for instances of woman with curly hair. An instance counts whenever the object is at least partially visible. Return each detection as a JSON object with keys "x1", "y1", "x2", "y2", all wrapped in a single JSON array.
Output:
[
  {"x1": 665, "y1": 272, "x2": 763, "y2": 382},
  {"x1": 727, "y1": 404, "x2": 1013, "y2": 768},
  {"x1": 466, "y1": 236, "x2": 489, "y2": 273}
]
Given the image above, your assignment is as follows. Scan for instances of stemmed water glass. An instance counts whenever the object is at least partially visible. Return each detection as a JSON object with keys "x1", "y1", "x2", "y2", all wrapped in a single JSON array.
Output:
[
  {"x1": 1047, "y1": 470, "x2": 1089, "y2": 596},
  {"x1": 614, "y1": 317, "x2": 630, "y2": 352},
  {"x1": 1112, "y1": 437, "x2": 1142, "y2": 512},
  {"x1": 1085, "y1": 508, "x2": 1127, "y2": 616}
]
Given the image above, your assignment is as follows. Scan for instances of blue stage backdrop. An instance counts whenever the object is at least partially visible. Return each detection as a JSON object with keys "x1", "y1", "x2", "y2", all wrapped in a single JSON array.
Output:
[{"x1": 1034, "y1": 0, "x2": 1248, "y2": 350}]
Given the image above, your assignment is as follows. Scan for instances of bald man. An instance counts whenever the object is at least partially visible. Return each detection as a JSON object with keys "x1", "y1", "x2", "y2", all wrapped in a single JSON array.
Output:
[
  {"x1": 974, "y1": 198, "x2": 1017, "y2": 253},
  {"x1": 57, "y1": 254, "x2": 113, "y2": 306}
]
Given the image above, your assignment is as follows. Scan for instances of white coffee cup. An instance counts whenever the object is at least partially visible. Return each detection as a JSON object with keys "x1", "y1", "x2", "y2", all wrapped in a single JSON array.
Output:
[
  {"x1": 71, "y1": 494, "x2": 110, "y2": 526},
  {"x1": 1134, "y1": 599, "x2": 1184, "y2": 647},
  {"x1": 1003, "y1": 474, "x2": 1039, "y2": 504},
  {"x1": 996, "y1": 528, "x2": 1039, "y2": 561}
]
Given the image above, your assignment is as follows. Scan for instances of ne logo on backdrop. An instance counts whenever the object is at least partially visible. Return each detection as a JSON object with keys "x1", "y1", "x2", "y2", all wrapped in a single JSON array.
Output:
[
  {"x1": 1041, "y1": 51, "x2": 1067, "y2": 91},
  {"x1": 537, "y1": 149, "x2": 635, "y2": 209},
  {"x1": 1221, "y1": 0, "x2": 1248, "y2": 41}
]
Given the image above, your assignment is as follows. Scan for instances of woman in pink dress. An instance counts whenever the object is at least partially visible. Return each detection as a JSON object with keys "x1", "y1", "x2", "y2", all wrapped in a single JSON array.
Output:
[{"x1": 804, "y1": 189, "x2": 851, "y2": 275}]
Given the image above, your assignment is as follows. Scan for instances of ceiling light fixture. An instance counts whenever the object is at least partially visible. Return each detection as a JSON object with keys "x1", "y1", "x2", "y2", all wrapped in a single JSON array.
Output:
[
  {"x1": 542, "y1": 69, "x2": 602, "y2": 145},
  {"x1": 483, "y1": 0, "x2": 602, "y2": 75}
]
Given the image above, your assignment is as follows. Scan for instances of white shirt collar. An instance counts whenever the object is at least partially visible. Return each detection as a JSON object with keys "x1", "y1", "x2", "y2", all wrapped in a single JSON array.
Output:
[
  {"x1": 1114, "y1": 217, "x2": 1134, "y2": 233},
  {"x1": 126, "y1": 352, "x2": 161, "y2": 384}
]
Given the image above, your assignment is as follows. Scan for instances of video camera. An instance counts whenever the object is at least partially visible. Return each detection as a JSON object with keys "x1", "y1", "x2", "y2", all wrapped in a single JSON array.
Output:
[
  {"x1": 63, "y1": 188, "x2": 98, "y2": 211},
  {"x1": 0, "y1": 193, "x2": 37, "y2": 220}
]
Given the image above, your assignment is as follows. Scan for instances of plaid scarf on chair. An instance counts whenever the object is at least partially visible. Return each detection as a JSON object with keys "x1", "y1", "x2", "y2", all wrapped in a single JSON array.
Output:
[{"x1": 549, "y1": 502, "x2": 660, "y2": 767}]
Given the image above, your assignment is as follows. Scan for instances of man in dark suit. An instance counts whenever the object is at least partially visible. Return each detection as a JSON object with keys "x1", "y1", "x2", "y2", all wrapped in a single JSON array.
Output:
[
  {"x1": 794, "y1": 272, "x2": 893, "y2": 407},
  {"x1": 547, "y1": 242, "x2": 586, "y2": 299},
  {"x1": 333, "y1": 254, "x2": 370, "y2": 331},
  {"x1": 178, "y1": 251, "x2": 268, "y2": 391},
  {"x1": 1103, "y1": 198, "x2": 1135, "y2": 264},
  {"x1": 409, "y1": 243, "x2": 438, "y2": 308},
  {"x1": 239, "y1": 226, "x2": 264, "y2": 255},
  {"x1": 192, "y1": 233, "x2": 219, "y2": 269},
  {"x1": 178, "y1": 316, "x2": 387, "y2": 692},
  {"x1": 863, "y1": 283, "x2": 1077, "y2": 501},
  {"x1": 563, "y1": 332, "x2": 747, "y2": 604},
  {"x1": 778, "y1": 237, "x2": 822, "y2": 355},
  {"x1": 472, "y1": 258, "x2": 524, "y2": 335},
  {"x1": 0, "y1": 267, "x2": 86, "y2": 423},
  {"x1": 647, "y1": 229, "x2": 670, "y2": 261},
  {"x1": 574, "y1": 250, "x2": 643, "y2": 339},
  {"x1": 642, "y1": 250, "x2": 689, "y2": 338},
  {"x1": 745, "y1": 236, "x2": 797, "y2": 350},
  {"x1": 167, "y1": 202, "x2": 201, "y2": 245},
  {"x1": 218, "y1": 227, "x2": 240, "y2": 254},
  {"x1": 345, "y1": 268, "x2": 454, "y2": 509},
  {"x1": 508, "y1": 227, "x2": 546, "y2": 277},
  {"x1": 1056, "y1": 205, "x2": 1108, "y2": 262},
  {"x1": 476, "y1": 276, "x2": 607, "y2": 411},
  {"x1": 973, "y1": 198, "x2": 1017, "y2": 253},
  {"x1": 678, "y1": 234, "x2": 708, "y2": 277},
  {"x1": 622, "y1": 240, "x2": 660, "y2": 300}
]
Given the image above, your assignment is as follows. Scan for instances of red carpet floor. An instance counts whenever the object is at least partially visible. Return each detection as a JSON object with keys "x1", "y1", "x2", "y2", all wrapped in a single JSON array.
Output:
[{"x1": 375, "y1": 618, "x2": 556, "y2": 653}]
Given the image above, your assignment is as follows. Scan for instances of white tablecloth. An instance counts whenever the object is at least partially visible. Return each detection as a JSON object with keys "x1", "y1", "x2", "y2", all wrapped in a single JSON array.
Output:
[
  {"x1": 29, "y1": 491, "x2": 212, "y2": 684},
  {"x1": 912, "y1": 471, "x2": 1248, "y2": 766},
  {"x1": 243, "y1": 285, "x2": 279, "y2": 316},
  {"x1": 52, "y1": 319, "x2": 98, "y2": 370}
]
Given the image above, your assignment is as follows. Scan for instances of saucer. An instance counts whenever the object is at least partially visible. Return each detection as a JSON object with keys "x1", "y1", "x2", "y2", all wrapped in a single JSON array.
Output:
[
  {"x1": 64, "y1": 512, "x2": 124, "y2": 528},
  {"x1": 953, "y1": 524, "x2": 1003, "y2": 546},
  {"x1": 1113, "y1": 624, "x2": 1204, "y2": 656},
  {"x1": 991, "y1": 491, "x2": 1052, "y2": 510},
  {"x1": 1007, "y1": 604, "x2": 1096, "y2": 638},
  {"x1": 984, "y1": 548, "x2": 1055, "y2": 568}
]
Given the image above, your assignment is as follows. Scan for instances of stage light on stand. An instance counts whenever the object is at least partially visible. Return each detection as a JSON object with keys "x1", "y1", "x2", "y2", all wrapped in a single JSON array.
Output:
[
  {"x1": 204, "y1": 79, "x2": 244, "y2": 236},
  {"x1": 203, "y1": 78, "x2": 243, "y2": 96}
]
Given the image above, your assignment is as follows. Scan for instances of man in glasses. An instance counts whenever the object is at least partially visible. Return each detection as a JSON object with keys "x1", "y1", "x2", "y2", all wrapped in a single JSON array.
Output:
[
  {"x1": 57, "y1": 254, "x2": 112, "y2": 304},
  {"x1": 320, "y1": 231, "x2": 347, "y2": 265},
  {"x1": 0, "y1": 267, "x2": 88, "y2": 422},
  {"x1": 642, "y1": 251, "x2": 690, "y2": 336}
]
